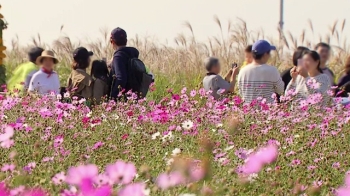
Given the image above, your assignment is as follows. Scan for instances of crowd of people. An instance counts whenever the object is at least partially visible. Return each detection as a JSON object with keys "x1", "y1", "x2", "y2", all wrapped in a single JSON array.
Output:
[
  {"x1": 5, "y1": 28, "x2": 350, "y2": 106},
  {"x1": 203, "y1": 40, "x2": 350, "y2": 105},
  {"x1": 7, "y1": 27, "x2": 154, "y2": 105}
]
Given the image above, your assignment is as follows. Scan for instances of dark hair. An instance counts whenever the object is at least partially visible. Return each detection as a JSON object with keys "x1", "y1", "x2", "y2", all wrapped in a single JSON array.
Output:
[
  {"x1": 111, "y1": 38, "x2": 127, "y2": 47},
  {"x1": 91, "y1": 60, "x2": 109, "y2": 82},
  {"x1": 204, "y1": 57, "x2": 219, "y2": 72},
  {"x1": 28, "y1": 47, "x2": 44, "y2": 63},
  {"x1": 292, "y1": 46, "x2": 309, "y2": 66},
  {"x1": 252, "y1": 51, "x2": 270, "y2": 60},
  {"x1": 315, "y1": 42, "x2": 331, "y2": 50},
  {"x1": 72, "y1": 58, "x2": 90, "y2": 70},
  {"x1": 344, "y1": 56, "x2": 350, "y2": 75},
  {"x1": 303, "y1": 50, "x2": 323, "y2": 73},
  {"x1": 245, "y1": 45, "x2": 252, "y2": 53}
]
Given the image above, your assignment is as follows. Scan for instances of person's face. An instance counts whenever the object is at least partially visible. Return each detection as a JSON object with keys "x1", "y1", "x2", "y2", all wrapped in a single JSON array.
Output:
[
  {"x1": 42, "y1": 58, "x2": 55, "y2": 70},
  {"x1": 317, "y1": 46, "x2": 330, "y2": 63},
  {"x1": 302, "y1": 54, "x2": 319, "y2": 72},
  {"x1": 245, "y1": 52, "x2": 253, "y2": 63}
]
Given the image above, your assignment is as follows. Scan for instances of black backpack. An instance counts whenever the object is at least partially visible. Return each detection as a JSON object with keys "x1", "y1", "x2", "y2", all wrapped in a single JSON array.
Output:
[{"x1": 110, "y1": 51, "x2": 153, "y2": 99}]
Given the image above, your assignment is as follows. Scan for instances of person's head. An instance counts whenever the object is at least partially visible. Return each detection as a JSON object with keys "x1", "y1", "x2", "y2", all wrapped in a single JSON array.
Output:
[
  {"x1": 244, "y1": 45, "x2": 253, "y2": 64},
  {"x1": 72, "y1": 47, "x2": 93, "y2": 70},
  {"x1": 292, "y1": 46, "x2": 309, "y2": 66},
  {"x1": 35, "y1": 50, "x2": 59, "y2": 71},
  {"x1": 204, "y1": 57, "x2": 220, "y2": 74},
  {"x1": 91, "y1": 60, "x2": 109, "y2": 79},
  {"x1": 28, "y1": 47, "x2": 44, "y2": 64},
  {"x1": 251, "y1": 40, "x2": 276, "y2": 64},
  {"x1": 315, "y1": 42, "x2": 331, "y2": 64},
  {"x1": 302, "y1": 50, "x2": 323, "y2": 73},
  {"x1": 110, "y1": 27, "x2": 127, "y2": 50},
  {"x1": 344, "y1": 56, "x2": 350, "y2": 75}
]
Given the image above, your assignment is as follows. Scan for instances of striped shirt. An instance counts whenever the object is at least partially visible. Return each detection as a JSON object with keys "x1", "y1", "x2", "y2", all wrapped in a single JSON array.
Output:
[
  {"x1": 285, "y1": 74, "x2": 331, "y2": 104},
  {"x1": 238, "y1": 64, "x2": 284, "y2": 103}
]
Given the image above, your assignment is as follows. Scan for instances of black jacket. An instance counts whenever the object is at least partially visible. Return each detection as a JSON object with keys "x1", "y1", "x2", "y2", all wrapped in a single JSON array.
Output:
[{"x1": 109, "y1": 47, "x2": 139, "y2": 99}]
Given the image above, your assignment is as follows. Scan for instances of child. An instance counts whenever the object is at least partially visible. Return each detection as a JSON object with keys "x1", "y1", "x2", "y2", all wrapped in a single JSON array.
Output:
[
  {"x1": 91, "y1": 60, "x2": 110, "y2": 104},
  {"x1": 241, "y1": 45, "x2": 253, "y2": 69}
]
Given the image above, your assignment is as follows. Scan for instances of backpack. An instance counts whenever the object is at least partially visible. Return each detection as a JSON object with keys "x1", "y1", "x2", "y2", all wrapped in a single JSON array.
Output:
[{"x1": 111, "y1": 51, "x2": 153, "y2": 99}]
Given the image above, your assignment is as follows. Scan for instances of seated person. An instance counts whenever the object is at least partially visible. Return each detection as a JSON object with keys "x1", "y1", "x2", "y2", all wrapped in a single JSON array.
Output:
[{"x1": 202, "y1": 57, "x2": 239, "y2": 99}]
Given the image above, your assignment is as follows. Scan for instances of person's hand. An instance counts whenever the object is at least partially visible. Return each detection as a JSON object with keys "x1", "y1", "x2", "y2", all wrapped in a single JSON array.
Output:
[
  {"x1": 232, "y1": 67, "x2": 240, "y2": 76},
  {"x1": 290, "y1": 67, "x2": 298, "y2": 81},
  {"x1": 297, "y1": 66, "x2": 308, "y2": 78}
]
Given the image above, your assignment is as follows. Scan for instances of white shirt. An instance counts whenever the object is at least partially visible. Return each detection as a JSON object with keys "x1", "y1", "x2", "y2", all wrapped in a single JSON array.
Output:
[
  {"x1": 28, "y1": 70, "x2": 60, "y2": 95},
  {"x1": 237, "y1": 63, "x2": 284, "y2": 103},
  {"x1": 285, "y1": 74, "x2": 331, "y2": 104}
]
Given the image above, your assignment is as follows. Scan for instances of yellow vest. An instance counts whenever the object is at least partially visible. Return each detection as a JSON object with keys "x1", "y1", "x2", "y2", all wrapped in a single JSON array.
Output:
[{"x1": 7, "y1": 62, "x2": 38, "y2": 92}]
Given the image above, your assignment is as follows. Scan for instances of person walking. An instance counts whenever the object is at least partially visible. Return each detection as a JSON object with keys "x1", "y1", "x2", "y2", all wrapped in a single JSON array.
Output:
[
  {"x1": 66, "y1": 47, "x2": 94, "y2": 100},
  {"x1": 202, "y1": 57, "x2": 239, "y2": 99},
  {"x1": 237, "y1": 40, "x2": 284, "y2": 103},
  {"x1": 109, "y1": 27, "x2": 152, "y2": 100},
  {"x1": 28, "y1": 50, "x2": 60, "y2": 95},
  {"x1": 7, "y1": 47, "x2": 44, "y2": 93},
  {"x1": 91, "y1": 60, "x2": 109, "y2": 104},
  {"x1": 286, "y1": 50, "x2": 331, "y2": 104}
]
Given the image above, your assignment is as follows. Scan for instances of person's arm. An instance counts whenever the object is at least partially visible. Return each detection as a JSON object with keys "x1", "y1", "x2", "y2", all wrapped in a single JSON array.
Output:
[
  {"x1": 224, "y1": 70, "x2": 233, "y2": 82},
  {"x1": 273, "y1": 69, "x2": 284, "y2": 95},
  {"x1": 110, "y1": 55, "x2": 128, "y2": 98}
]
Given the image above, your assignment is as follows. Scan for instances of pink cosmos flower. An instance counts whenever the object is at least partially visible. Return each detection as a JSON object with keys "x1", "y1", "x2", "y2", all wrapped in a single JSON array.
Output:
[
  {"x1": 156, "y1": 171, "x2": 185, "y2": 190},
  {"x1": 335, "y1": 186, "x2": 350, "y2": 196},
  {"x1": 1, "y1": 164, "x2": 15, "y2": 172},
  {"x1": 105, "y1": 160, "x2": 136, "y2": 185},
  {"x1": 52, "y1": 172, "x2": 66, "y2": 185},
  {"x1": 65, "y1": 164, "x2": 99, "y2": 185},
  {"x1": 10, "y1": 186, "x2": 25, "y2": 196},
  {"x1": 118, "y1": 183, "x2": 148, "y2": 196},
  {"x1": 0, "y1": 126, "x2": 14, "y2": 148}
]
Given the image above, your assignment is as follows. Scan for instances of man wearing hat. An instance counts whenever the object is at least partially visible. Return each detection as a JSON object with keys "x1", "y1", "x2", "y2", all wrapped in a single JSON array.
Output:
[
  {"x1": 7, "y1": 47, "x2": 44, "y2": 93},
  {"x1": 237, "y1": 40, "x2": 284, "y2": 103},
  {"x1": 109, "y1": 27, "x2": 142, "y2": 99}
]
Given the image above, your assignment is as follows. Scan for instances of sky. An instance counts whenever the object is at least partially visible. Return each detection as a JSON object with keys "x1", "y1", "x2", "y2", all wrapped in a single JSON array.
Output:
[{"x1": 2, "y1": 0, "x2": 350, "y2": 48}]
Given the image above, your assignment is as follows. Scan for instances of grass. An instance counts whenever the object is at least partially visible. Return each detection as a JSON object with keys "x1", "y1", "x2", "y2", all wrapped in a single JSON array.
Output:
[{"x1": 3, "y1": 17, "x2": 350, "y2": 96}]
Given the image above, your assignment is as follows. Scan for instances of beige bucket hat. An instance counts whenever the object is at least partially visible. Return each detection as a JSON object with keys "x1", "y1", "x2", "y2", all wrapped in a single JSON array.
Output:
[{"x1": 36, "y1": 50, "x2": 59, "y2": 65}]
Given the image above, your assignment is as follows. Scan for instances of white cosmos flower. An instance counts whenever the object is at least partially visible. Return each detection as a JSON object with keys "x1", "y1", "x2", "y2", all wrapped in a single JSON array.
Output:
[
  {"x1": 182, "y1": 120, "x2": 194, "y2": 130},
  {"x1": 224, "y1": 145, "x2": 235, "y2": 151},
  {"x1": 172, "y1": 148, "x2": 181, "y2": 156},
  {"x1": 166, "y1": 158, "x2": 174, "y2": 166},
  {"x1": 86, "y1": 111, "x2": 92, "y2": 118},
  {"x1": 294, "y1": 134, "x2": 300, "y2": 138},
  {"x1": 152, "y1": 132, "x2": 160, "y2": 140},
  {"x1": 216, "y1": 123, "x2": 223, "y2": 128},
  {"x1": 248, "y1": 173, "x2": 258, "y2": 182}
]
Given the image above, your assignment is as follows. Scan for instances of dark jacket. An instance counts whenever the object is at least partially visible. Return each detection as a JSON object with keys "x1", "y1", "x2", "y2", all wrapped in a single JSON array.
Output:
[
  {"x1": 281, "y1": 67, "x2": 293, "y2": 91},
  {"x1": 336, "y1": 73, "x2": 350, "y2": 97},
  {"x1": 109, "y1": 47, "x2": 139, "y2": 99}
]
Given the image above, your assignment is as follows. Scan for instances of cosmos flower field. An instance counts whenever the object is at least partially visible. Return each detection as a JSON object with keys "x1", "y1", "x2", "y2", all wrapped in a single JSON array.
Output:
[{"x1": 0, "y1": 86, "x2": 350, "y2": 196}]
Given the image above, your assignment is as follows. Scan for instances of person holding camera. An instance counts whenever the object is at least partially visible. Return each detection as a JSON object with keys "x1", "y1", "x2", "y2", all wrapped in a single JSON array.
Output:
[{"x1": 202, "y1": 57, "x2": 239, "y2": 100}]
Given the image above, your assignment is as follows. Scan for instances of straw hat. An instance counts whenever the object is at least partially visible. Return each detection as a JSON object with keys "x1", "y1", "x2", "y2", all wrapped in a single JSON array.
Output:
[{"x1": 36, "y1": 50, "x2": 59, "y2": 65}]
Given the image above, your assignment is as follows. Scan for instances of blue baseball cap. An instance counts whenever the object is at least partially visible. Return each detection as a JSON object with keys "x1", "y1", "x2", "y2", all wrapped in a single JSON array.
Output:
[
  {"x1": 111, "y1": 27, "x2": 127, "y2": 43},
  {"x1": 252, "y1": 40, "x2": 276, "y2": 55}
]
